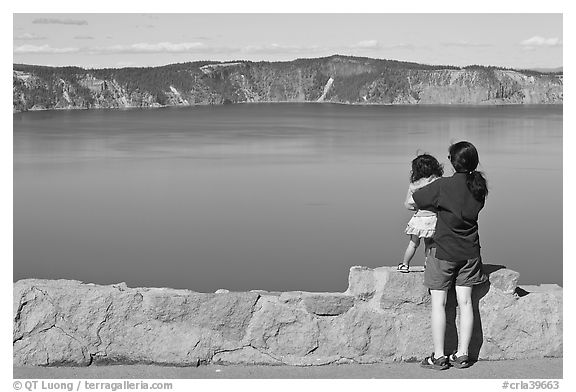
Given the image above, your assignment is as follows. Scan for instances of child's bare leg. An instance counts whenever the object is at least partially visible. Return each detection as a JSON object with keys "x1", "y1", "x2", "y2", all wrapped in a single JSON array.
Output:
[
  {"x1": 423, "y1": 238, "x2": 434, "y2": 266},
  {"x1": 402, "y1": 235, "x2": 420, "y2": 267}
]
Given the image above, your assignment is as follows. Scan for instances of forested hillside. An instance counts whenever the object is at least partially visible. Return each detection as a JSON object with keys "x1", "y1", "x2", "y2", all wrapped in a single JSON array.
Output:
[{"x1": 13, "y1": 55, "x2": 563, "y2": 112}]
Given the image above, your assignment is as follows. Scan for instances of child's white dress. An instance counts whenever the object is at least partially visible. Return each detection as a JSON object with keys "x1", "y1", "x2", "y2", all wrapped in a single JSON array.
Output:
[{"x1": 404, "y1": 176, "x2": 439, "y2": 238}]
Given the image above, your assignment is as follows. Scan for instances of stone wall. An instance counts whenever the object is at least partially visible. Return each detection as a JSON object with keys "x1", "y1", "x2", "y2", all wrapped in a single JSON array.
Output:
[{"x1": 13, "y1": 265, "x2": 562, "y2": 367}]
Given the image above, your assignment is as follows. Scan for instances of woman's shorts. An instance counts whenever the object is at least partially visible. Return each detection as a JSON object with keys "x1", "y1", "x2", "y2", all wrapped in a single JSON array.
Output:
[{"x1": 424, "y1": 248, "x2": 488, "y2": 291}]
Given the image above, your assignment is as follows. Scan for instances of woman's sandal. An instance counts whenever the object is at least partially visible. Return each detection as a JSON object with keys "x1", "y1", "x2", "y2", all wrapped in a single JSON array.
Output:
[
  {"x1": 397, "y1": 263, "x2": 410, "y2": 273},
  {"x1": 420, "y1": 353, "x2": 449, "y2": 370},
  {"x1": 448, "y1": 352, "x2": 471, "y2": 368}
]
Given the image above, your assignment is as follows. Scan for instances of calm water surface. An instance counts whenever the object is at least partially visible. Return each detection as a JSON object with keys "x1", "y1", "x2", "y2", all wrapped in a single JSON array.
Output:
[{"x1": 13, "y1": 104, "x2": 562, "y2": 291}]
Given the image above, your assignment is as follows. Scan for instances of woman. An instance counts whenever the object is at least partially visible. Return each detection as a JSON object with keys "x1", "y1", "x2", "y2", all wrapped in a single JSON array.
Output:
[{"x1": 412, "y1": 141, "x2": 489, "y2": 370}]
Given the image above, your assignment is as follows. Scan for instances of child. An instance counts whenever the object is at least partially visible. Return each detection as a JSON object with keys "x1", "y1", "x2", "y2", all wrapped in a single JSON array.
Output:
[{"x1": 397, "y1": 153, "x2": 444, "y2": 273}]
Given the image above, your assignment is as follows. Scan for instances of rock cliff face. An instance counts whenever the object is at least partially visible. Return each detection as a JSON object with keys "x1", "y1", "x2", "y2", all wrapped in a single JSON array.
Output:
[
  {"x1": 13, "y1": 265, "x2": 562, "y2": 367},
  {"x1": 13, "y1": 56, "x2": 563, "y2": 112}
]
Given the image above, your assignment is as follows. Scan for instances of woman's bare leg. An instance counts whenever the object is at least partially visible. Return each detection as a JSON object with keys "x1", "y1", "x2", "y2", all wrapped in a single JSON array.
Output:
[
  {"x1": 430, "y1": 289, "x2": 447, "y2": 357},
  {"x1": 455, "y1": 286, "x2": 473, "y2": 356}
]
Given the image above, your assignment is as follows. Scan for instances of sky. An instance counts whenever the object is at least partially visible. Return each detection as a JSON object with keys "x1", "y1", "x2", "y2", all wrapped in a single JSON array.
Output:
[{"x1": 13, "y1": 13, "x2": 563, "y2": 70}]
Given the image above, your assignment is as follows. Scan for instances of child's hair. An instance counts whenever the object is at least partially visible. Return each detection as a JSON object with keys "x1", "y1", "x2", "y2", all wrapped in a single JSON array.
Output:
[
  {"x1": 410, "y1": 154, "x2": 444, "y2": 183},
  {"x1": 448, "y1": 141, "x2": 488, "y2": 202}
]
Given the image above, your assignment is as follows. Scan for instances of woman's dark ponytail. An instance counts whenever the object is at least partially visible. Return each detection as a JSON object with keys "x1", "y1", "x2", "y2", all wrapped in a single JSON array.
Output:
[
  {"x1": 449, "y1": 141, "x2": 488, "y2": 202},
  {"x1": 466, "y1": 171, "x2": 488, "y2": 202}
]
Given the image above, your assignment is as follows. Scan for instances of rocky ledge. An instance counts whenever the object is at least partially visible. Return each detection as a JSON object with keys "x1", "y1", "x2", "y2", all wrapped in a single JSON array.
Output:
[{"x1": 13, "y1": 265, "x2": 562, "y2": 367}]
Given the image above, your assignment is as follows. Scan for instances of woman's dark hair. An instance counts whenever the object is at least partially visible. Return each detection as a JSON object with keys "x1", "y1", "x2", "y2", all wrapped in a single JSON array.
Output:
[
  {"x1": 448, "y1": 141, "x2": 488, "y2": 202},
  {"x1": 410, "y1": 154, "x2": 444, "y2": 183}
]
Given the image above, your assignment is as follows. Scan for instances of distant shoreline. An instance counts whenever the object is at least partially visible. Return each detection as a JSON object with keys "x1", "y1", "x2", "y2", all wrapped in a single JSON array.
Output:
[{"x1": 13, "y1": 100, "x2": 564, "y2": 114}]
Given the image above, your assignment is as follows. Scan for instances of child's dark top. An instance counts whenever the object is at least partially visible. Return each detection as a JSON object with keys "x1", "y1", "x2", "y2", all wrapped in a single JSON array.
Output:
[{"x1": 412, "y1": 172, "x2": 484, "y2": 262}]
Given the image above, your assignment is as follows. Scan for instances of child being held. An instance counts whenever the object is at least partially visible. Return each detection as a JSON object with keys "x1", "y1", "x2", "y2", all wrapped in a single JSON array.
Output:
[{"x1": 397, "y1": 153, "x2": 444, "y2": 273}]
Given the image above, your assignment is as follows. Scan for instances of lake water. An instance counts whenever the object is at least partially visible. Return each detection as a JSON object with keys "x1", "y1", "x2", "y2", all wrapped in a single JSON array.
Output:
[{"x1": 13, "y1": 103, "x2": 562, "y2": 292}]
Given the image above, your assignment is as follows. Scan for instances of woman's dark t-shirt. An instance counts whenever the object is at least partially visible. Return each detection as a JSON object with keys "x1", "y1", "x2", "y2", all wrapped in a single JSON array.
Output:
[{"x1": 412, "y1": 172, "x2": 484, "y2": 262}]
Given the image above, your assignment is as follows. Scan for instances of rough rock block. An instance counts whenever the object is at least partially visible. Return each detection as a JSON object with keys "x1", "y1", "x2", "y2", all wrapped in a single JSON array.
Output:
[
  {"x1": 313, "y1": 306, "x2": 397, "y2": 363},
  {"x1": 245, "y1": 296, "x2": 319, "y2": 358},
  {"x1": 346, "y1": 266, "x2": 378, "y2": 299},
  {"x1": 139, "y1": 289, "x2": 260, "y2": 341},
  {"x1": 278, "y1": 291, "x2": 305, "y2": 304},
  {"x1": 477, "y1": 288, "x2": 562, "y2": 359},
  {"x1": 379, "y1": 268, "x2": 429, "y2": 309},
  {"x1": 519, "y1": 284, "x2": 562, "y2": 293},
  {"x1": 489, "y1": 268, "x2": 520, "y2": 294},
  {"x1": 302, "y1": 294, "x2": 355, "y2": 316}
]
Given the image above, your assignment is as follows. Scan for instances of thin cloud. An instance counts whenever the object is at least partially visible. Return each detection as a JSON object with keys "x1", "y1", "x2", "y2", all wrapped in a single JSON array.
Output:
[
  {"x1": 388, "y1": 43, "x2": 416, "y2": 50},
  {"x1": 92, "y1": 42, "x2": 208, "y2": 54},
  {"x1": 14, "y1": 33, "x2": 47, "y2": 41},
  {"x1": 241, "y1": 43, "x2": 323, "y2": 54},
  {"x1": 32, "y1": 18, "x2": 88, "y2": 25},
  {"x1": 14, "y1": 41, "x2": 227, "y2": 55},
  {"x1": 14, "y1": 44, "x2": 80, "y2": 54},
  {"x1": 354, "y1": 40, "x2": 379, "y2": 49},
  {"x1": 441, "y1": 41, "x2": 492, "y2": 48},
  {"x1": 348, "y1": 40, "x2": 415, "y2": 50},
  {"x1": 13, "y1": 40, "x2": 415, "y2": 58},
  {"x1": 74, "y1": 35, "x2": 94, "y2": 40},
  {"x1": 100, "y1": 42, "x2": 327, "y2": 56},
  {"x1": 520, "y1": 36, "x2": 561, "y2": 47}
]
